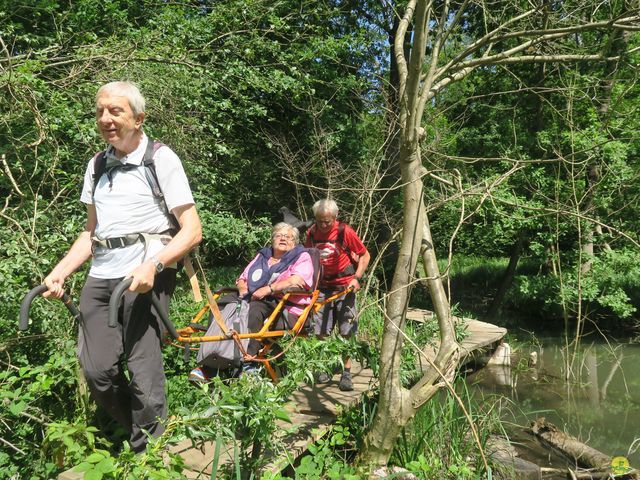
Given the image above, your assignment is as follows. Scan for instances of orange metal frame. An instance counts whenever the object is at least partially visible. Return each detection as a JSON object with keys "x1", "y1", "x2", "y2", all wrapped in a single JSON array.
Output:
[{"x1": 172, "y1": 287, "x2": 352, "y2": 381}]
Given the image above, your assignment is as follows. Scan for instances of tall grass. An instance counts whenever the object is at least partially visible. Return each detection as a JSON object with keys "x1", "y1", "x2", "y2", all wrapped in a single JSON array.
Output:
[{"x1": 390, "y1": 381, "x2": 502, "y2": 479}]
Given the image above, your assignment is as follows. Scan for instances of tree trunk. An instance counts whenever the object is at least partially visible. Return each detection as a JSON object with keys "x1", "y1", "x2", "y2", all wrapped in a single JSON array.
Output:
[
  {"x1": 361, "y1": 156, "x2": 460, "y2": 466},
  {"x1": 374, "y1": 14, "x2": 413, "y2": 291},
  {"x1": 486, "y1": 233, "x2": 525, "y2": 319},
  {"x1": 360, "y1": 140, "x2": 426, "y2": 466}
]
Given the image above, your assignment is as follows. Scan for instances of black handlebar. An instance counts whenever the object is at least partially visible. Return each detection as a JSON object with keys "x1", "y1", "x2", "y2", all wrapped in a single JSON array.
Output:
[
  {"x1": 108, "y1": 278, "x2": 179, "y2": 339},
  {"x1": 108, "y1": 278, "x2": 133, "y2": 328},
  {"x1": 19, "y1": 285, "x2": 81, "y2": 331}
]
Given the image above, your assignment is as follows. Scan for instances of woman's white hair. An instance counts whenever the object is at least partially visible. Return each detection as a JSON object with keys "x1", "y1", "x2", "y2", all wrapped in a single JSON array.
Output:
[
  {"x1": 272, "y1": 222, "x2": 299, "y2": 244},
  {"x1": 96, "y1": 81, "x2": 146, "y2": 116},
  {"x1": 312, "y1": 198, "x2": 339, "y2": 217}
]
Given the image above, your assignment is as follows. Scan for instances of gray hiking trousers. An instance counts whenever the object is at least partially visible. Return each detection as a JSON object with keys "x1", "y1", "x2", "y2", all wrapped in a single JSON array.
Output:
[
  {"x1": 314, "y1": 288, "x2": 358, "y2": 337},
  {"x1": 78, "y1": 269, "x2": 176, "y2": 453}
]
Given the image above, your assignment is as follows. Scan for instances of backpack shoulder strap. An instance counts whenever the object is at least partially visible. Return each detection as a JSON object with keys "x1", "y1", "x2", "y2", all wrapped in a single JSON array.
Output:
[
  {"x1": 141, "y1": 139, "x2": 165, "y2": 200},
  {"x1": 306, "y1": 247, "x2": 323, "y2": 290},
  {"x1": 308, "y1": 222, "x2": 349, "y2": 254},
  {"x1": 142, "y1": 139, "x2": 180, "y2": 231},
  {"x1": 307, "y1": 224, "x2": 317, "y2": 245},
  {"x1": 91, "y1": 139, "x2": 163, "y2": 197},
  {"x1": 336, "y1": 221, "x2": 350, "y2": 255},
  {"x1": 91, "y1": 151, "x2": 107, "y2": 201}
]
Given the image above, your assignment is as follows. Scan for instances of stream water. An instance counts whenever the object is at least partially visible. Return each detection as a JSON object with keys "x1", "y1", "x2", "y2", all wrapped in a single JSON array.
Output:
[{"x1": 467, "y1": 336, "x2": 640, "y2": 470}]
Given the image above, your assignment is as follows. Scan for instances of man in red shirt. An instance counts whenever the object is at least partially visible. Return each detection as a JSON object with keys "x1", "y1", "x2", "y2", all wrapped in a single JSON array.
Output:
[{"x1": 304, "y1": 199, "x2": 370, "y2": 391}]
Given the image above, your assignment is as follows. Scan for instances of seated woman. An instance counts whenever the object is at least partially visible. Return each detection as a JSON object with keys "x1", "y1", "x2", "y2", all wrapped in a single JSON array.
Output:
[
  {"x1": 190, "y1": 222, "x2": 314, "y2": 382},
  {"x1": 237, "y1": 222, "x2": 314, "y2": 371}
]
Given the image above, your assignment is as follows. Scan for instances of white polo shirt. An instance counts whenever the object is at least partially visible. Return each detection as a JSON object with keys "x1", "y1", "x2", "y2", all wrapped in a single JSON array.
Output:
[{"x1": 80, "y1": 134, "x2": 195, "y2": 279}]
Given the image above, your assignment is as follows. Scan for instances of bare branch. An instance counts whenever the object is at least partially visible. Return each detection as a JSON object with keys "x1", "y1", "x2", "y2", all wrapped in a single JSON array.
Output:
[
  {"x1": 393, "y1": 0, "x2": 418, "y2": 102},
  {"x1": 1, "y1": 154, "x2": 24, "y2": 197},
  {"x1": 0, "y1": 436, "x2": 26, "y2": 456},
  {"x1": 435, "y1": 8, "x2": 539, "y2": 80}
]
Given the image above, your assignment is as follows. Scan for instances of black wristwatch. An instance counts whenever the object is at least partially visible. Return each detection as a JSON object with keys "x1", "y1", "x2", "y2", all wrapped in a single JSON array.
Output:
[{"x1": 151, "y1": 255, "x2": 165, "y2": 273}]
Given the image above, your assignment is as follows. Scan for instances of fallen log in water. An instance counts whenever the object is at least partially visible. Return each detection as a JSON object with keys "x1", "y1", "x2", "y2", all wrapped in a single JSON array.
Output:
[{"x1": 528, "y1": 418, "x2": 611, "y2": 469}]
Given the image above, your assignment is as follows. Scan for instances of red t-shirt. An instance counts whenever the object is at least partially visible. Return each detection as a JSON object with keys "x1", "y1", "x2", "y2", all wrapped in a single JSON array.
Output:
[{"x1": 304, "y1": 221, "x2": 367, "y2": 287}]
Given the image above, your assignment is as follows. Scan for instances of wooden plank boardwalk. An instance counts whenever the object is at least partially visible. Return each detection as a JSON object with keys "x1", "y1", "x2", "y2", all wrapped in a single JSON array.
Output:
[
  {"x1": 59, "y1": 310, "x2": 506, "y2": 479},
  {"x1": 172, "y1": 360, "x2": 377, "y2": 478}
]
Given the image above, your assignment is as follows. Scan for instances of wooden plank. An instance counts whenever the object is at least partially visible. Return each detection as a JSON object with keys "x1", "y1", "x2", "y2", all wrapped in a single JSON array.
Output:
[{"x1": 407, "y1": 308, "x2": 507, "y2": 365}]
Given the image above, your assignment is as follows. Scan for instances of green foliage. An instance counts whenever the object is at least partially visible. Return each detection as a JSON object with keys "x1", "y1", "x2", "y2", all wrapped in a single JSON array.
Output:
[
  {"x1": 294, "y1": 424, "x2": 360, "y2": 479},
  {"x1": 281, "y1": 333, "x2": 370, "y2": 386},
  {"x1": 291, "y1": 396, "x2": 379, "y2": 479},
  {"x1": 198, "y1": 211, "x2": 272, "y2": 264},
  {"x1": 398, "y1": 317, "x2": 462, "y2": 386},
  {"x1": 44, "y1": 421, "x2": 108, "y2": 473},
  {"x1": 166, "y1": 373, "x2": 295, "y2": 477},
  {"x1": 504, "y1": 248, "x2": 640, "y2": 328},
  {"x1": 73, "y1": 450, "x2": 118, "y2": 480},
  {"x1": 0, "y1": 341, "x2": 85, "y2": 479},
  {"x1": 58, "y1": 429, "x2": 186, "y2": 480},
  {"x1": 581, "y1": 249, "x2": 640, "y2": 319}
]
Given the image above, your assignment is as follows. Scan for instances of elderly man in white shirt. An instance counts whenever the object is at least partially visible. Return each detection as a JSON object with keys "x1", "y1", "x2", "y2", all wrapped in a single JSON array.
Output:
[{"x1": 43, "y1": 81, "x2": 202, "y2": 453}]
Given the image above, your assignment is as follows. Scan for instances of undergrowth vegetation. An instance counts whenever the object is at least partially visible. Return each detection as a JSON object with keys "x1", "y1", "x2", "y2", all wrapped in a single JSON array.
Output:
[
  {"x1": 2, "y1": 264, "x2": 503, "y2": 479},
  {"x1": 5, "y1": 247, "x2": 640, "y2": 478}
]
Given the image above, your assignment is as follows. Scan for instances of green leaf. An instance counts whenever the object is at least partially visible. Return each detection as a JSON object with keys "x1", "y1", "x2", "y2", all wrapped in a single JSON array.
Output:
[
  {"x1": 84, "y1": 470, "x2": 103, "y2": 480},
  {"x1": 84, "y1": 452, "x2": 107, "y2": 464},
  {"x1": 273, "y1": 408, "x2": 291, "y2": 423},
  {"x1": 95, "y1": 458, "x2": 115, "y2": 474},
  {"x1": 73, "y1": 462, "x2": 93, "y2": 473},
  {"x1": 9, "y1": 401, "x2": 26, "y2": 416}
]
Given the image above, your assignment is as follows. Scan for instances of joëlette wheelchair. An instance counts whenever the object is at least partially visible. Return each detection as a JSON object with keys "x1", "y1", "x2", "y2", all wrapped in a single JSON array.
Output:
[{"x1": 19, "y1": 255, "x2": 352, "y2": 382}]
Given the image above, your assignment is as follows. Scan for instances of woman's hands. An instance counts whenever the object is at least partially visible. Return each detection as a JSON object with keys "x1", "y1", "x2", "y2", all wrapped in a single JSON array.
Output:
[{"x1": 251, "y1": 285, "x2": 272, "y2": 300}]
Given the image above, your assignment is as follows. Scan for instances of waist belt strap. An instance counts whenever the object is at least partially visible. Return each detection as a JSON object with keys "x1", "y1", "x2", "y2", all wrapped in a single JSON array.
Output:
[
  {"x1": 92, "y1": 232, "x2": 172, "y2": 252},
  {"x1": 92, "y1": 234, "x2": 143, "y2": 249},
  {"x1": 322, "y1": 264, "x2": 356, "y2": 282}
]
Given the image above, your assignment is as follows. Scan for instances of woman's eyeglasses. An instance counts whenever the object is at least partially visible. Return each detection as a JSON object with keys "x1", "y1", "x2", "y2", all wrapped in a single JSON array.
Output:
[{"x1": 273, "y1": 233, "x2": 294, "y2": 240}]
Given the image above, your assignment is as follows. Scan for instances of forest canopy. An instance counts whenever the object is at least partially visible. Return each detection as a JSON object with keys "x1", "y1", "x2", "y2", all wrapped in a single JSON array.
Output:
[{"x1": 1, "y1": 0, "x2": 640, "y2": 477}]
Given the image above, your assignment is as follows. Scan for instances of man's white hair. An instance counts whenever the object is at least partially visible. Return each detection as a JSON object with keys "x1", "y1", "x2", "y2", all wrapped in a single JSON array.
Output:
[
  {"x1": 96, "y1": 81, "x2": 146, "y2": 116},
  {"x1": 312, "y1": 198, "x2": 339, "y2": 218}
]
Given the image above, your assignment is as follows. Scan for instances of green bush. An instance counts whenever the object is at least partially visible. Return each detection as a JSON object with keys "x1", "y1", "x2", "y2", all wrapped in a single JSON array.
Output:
[{"x1": 197, "y1": 209, "x2": 272, "y2": 264}]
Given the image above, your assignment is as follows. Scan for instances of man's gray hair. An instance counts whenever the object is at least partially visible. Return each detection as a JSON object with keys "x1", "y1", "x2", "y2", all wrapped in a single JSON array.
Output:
[
  {"x1": 272, "y1": 222, "x2": 300, "y2": 244},
  {"x1": 312, "y1": 199, "x2": 339, "y2": 218},
  {"x1": 96, "y1": 81, "x2": 146, "y2": 116}
]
